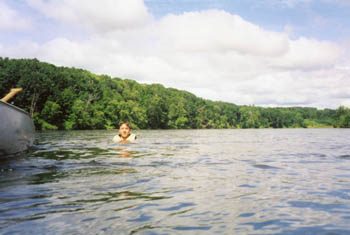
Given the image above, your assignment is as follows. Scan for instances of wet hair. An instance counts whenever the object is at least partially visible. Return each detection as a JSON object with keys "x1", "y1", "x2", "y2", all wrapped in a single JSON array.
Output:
[{"x1": 119, "y1": 121, "x2": 131, "y2": 129}]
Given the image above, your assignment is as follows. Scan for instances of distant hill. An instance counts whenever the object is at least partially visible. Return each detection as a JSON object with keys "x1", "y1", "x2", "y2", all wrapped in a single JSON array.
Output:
[{"x1": 1, "y1": 57, "x2": 349, "y2": 130}]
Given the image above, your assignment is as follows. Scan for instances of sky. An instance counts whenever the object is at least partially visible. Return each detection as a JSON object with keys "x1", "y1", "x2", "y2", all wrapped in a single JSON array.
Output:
[{"x1": 1, "y1": 0, "x2": 350, "y2": 109}]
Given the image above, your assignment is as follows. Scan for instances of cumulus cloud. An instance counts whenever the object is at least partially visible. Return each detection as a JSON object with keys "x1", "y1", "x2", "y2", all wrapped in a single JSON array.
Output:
[
  {"x1": 272, "y1": 37, "x2": 342, "y2": 70},
  {"x1": 26, "y1": 0, "x2": 153, "y2": 33},
  {"x1": 2, "y1": 1, "x2": 349, "y2": 108},
  {"x1": 0, "y1": 1, "x2": 31, "y2": 31},
  {"x1": 157, "y1": 11, "x2": 289, "y2": 56}
]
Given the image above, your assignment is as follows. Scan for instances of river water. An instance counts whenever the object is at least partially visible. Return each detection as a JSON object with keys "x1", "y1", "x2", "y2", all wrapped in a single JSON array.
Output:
[{"x1": 1, "y1": 129, "x2": 350, "y2": 234}]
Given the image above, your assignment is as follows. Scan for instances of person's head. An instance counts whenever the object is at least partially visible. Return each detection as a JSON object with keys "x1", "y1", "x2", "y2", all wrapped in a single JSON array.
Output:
[{"x1": 118, "y1": 122, "x2": 131, "y2": 139}]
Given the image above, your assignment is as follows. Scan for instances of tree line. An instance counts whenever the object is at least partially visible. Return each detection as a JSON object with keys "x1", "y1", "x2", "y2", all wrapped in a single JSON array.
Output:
[{"x1": 1, "y1": 57, "x2": 349, "y2": 130}]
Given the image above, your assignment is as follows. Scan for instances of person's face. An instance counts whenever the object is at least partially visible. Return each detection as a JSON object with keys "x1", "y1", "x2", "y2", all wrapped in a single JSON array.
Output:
[{"x1": 119, "y1": 124, "x2": 131, "y2": 139}]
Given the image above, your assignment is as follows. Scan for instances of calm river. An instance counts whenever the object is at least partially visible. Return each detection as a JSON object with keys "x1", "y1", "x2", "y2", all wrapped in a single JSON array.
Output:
[{"x1": 1, "y1": 129, "x2": 350, "y2": 234}]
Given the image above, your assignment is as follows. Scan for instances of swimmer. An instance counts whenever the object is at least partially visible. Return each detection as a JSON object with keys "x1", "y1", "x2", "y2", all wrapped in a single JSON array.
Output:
[{"x1": 113, "y1": 122, "x2": 137, "y2": 144}]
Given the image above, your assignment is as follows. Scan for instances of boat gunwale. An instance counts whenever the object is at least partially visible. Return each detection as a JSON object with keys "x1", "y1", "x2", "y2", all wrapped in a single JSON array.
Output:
[{"x1": 0, "y1": 100, "x2": 31, "y2": 116}]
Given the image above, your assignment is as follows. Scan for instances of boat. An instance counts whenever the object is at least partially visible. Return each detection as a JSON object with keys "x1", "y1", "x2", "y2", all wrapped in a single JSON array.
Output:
[{"x1": 0, "y1": 89, "x2": 35, "y2": 157}]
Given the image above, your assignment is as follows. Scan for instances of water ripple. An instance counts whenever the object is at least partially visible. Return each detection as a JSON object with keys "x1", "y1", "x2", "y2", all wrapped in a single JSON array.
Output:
[{"x1": 1, "y1": 129, "x2": 350, "y2": 234}]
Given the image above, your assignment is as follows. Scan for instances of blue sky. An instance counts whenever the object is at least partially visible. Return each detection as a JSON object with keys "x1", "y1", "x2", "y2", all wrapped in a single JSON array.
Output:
[{"x1": 1, "y1": 0, "x2": 350, "y2": 108}]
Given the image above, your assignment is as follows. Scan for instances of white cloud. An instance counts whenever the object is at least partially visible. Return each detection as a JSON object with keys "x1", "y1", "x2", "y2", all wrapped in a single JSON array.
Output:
[
  {"x1": 26, "y1": 0, "x2": 153, "y2": 33},
  {"x1": 2, "y1": 2, "x2": 349, "y2": 109},
  {"x1": 157, "y1": 11, "x2": 289, "y2": 56},
  {"x1": 0, "y1": 1, "x2": 31, "y2": 31},
  {"x1": 272, "y1": 37, "x2": 342, "y2": 70},
  {"x1": 341, "y1": 100, "x2": 350, "y2": 107},
  {"x1": 3, "y1": 40, "x2": 40, "y2": 57}
]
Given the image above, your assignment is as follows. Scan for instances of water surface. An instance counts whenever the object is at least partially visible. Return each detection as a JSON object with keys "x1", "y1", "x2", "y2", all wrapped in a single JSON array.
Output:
[{"x1": 1, "y1": 129, "x2": 350, "y2": 234}]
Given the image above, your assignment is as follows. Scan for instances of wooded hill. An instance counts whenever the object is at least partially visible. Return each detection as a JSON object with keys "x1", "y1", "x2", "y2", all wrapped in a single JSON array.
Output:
[{"x1": 1, "y1": 57, "x2": 349, "y2": 130}]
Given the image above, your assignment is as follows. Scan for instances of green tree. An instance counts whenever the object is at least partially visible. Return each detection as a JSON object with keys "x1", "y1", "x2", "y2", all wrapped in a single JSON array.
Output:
[{"x1": 0, "y1": 57, "x2": 345, "y2": 130}]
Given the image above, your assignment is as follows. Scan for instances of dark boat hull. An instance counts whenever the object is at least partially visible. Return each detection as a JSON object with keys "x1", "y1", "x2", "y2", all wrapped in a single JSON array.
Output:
[{"x1": 0, "y1": 101, "x2": 35, "y2": 157}]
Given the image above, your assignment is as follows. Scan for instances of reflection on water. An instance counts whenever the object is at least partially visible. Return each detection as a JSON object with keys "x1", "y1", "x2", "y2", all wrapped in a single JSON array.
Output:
[{"x1": 1, "y1": 129, "x2": 350, "y2": 234}]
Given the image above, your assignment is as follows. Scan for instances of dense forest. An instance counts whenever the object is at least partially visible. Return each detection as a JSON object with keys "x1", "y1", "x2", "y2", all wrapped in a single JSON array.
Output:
[{"x1": 1, "y1": 57, "x2": 349, "y2": 130}]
